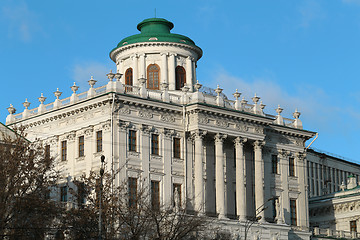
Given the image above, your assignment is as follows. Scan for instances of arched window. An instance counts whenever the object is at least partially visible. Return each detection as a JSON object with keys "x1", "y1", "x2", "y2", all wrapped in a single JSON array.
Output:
[
  {"x1": 125, "y1": 68, "x2": 133, "y2": 92},
  {"x1": 147, "y1": 64, "x2": 160, "y2": 90},
  {"x1": 175, "y1": 66, "x2": 186, "y2": 90},
  {"x1": 125, "y1": 68, "x2": 133, "y2": 86}
]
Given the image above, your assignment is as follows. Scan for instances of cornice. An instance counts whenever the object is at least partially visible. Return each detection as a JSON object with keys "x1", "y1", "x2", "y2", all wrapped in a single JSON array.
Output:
[{"x1": 110, "y1": 41, "x2": 202, "y2": 62}]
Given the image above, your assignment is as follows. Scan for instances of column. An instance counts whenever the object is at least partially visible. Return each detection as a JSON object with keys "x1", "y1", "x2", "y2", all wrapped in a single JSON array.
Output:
[
  {"x1": 168, "y1": 53, "x2": 176, "y2": 90},
  {"x1": 139, "y1": 54, "x2": 146, "y2": 79},
  {"x1": 119, "y1": 60, "x2": 124, "y2": 83},
  {"x1": 330, "y1": 167, "x2": 334, "y2": 193},
  {"x1": 317, "y1": 164, "x2": 322, "y2": 195},
  {"x1": 279, "y1": 149, "x2": 290, "y2": 224},
  {"x1": 140, "y1": 125, "x2": 151, "y2": 186},
  {"x1": 192, "y1": 60, "x2": 197, "y2": 85},
  {"x1": 117, "y1": 121, "x2": 129, "y2": 183},
  {"x1": 193, "y1": 130, "x2": 206, "y2": 213},
  {"x1": 186, "y1": 56, "x2": 193, "y2": 91},
  {"x1": 308, "y1": 161, "x2": 313, "y2": 197},
  {"x1": 162, "y1": 129, "x2": 173, "y2": 203},
  {"x1": 132, "y1": 54, "x2": 139, "y2": 86},
  {"x1": 313, "y1": 163, "x2": 318, "y2": 196},
  {"x1": 296, "y1": 152, "x2": 308, "y2": 229},
  {"x1": 161, "y1": 53, "x2": 168, "y2": 84},
  {"x1": 215, "y1": 133, "x2": 227, "y2": 219},
  {"x1": 254, "y1": 140, "x2": 266, "y2": 222},
  {"x1": 234, "y1": 137, "x2": 247, "y2": 221}
]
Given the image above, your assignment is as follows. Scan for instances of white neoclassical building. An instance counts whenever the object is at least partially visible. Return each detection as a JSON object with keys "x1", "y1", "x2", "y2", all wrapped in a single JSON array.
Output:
[{"x1": 5, "y1": 18, "x2": 320, "y2": 239}]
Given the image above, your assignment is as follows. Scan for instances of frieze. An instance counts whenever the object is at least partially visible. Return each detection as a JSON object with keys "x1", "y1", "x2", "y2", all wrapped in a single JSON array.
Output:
[
  {"x1": 119, "y1": 106, "x2": 131, "y2": 114},
  {"x1": 138, "y1": 110, "x2": 153, "y2": 119},
  {"x1": 160, "y1": 114, "x2": 175, "y2": 122},
  {"x1": 235, "y1": 123, "x2": 248, "y2": 132},
  {"x1": 215, "y1": 119, "x2": 229, "y2": 128}
]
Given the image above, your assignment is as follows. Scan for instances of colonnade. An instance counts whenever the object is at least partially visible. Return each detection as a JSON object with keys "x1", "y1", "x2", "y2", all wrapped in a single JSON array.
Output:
[{"x1": 119, "y1": 53, "x2": 196, "y2": 91}]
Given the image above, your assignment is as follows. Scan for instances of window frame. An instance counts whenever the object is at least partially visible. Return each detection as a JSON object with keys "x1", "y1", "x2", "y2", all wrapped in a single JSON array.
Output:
[
  {"x1": 78, "y1": 136, "x2": 85, "y2": 157},
  {"x1": 60, "y1": 185, "x2": 68, "y2": 202},
  {"x1": 128, "y1": 177, "x2": 137, "y2": 208},
  {"x1": 129, "y1": 130, "x2": 137, "y2": 152},
  {"x1": 350, "y1": 220, "x2": 357, "y2": 232},
  {"x1": 151, "y1": 134, "x2": 159, "y2": 155},
  {"x1": 147, "y1": 64, "x2": 160, "y2": 90},
  {"x1": 61, "y1": 140, "x2": 67, "y2": 161},
  {"x1": 151, "y1": 180, "x2": 160, "y2": 210},
  {"x1": 96, "y1": 130, "x2": 103, "y2": 152},
  {"x1": 175, "y1": 66, "x2": 186, "y2": 90},
  {"x1": 290, "y1": 199, "x2": 297, "y2": 226},
  {"x1": 173, "y1": 137, "x2": 181, "y2": 159},
  {"x1": 173, "y1": 183, "x2": 182, "y2": 207},
  {"x1": 125, "y1": 68, "x2": 133, "y2": 92},
  {"x1": 271, "y1": 154, "x2": 278, "y2": 174},
  {"x1": 289, "y1": 157, "x2": 295, "y2": 177}
]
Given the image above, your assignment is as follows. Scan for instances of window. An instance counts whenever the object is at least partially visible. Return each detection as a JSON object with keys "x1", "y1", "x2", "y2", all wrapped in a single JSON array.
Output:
[
  {"x1": 272, "y1": 155, "x2": 278, "y2": 174},
  {"x1": 147, "y1": 64, "x2": 160, "y2": 90},
  {"x1": 173, "y1": 183, "x2": 181, "y2": 207},
  {"x1": 175, "y1": 66, "x2": 186, "y2": 90},
  {"x1": 61, "y1": 141, "x2": 67, "y2": 161},
  {"x1": 60, "y1": 186, "x2": 67, "y2": 202},
  {"x1": 129, "y1": 130, "x2": 137, "y2": 152},
  {"x1": 78, "y1": 182, "x2": 86, "y2": 207},
  {"x1": 173, "y1": 137, "x2": 181, "y2": 159},
  {"x1": 128, "y1": 177, "x2": 137, "y2": 208},
  {"x1": 78, "y1": 136, "x2": 84, "y2": 157},
  {"x1": 45, "y1": 145, "x2": 50, "y2": 159},
  {"x1": 350, "y1": 220, "x2": 357, "y2": 232},
  {"x1": 151, "y1": 180, "x2": 160, "y2": 210},
  {"x1": 96, "y1": 131, "x2": 102, "y2": 152},
  {"x1": 151, "y1": 134, "x2": 159, "y2": 155},
  {"x1": 290, "y1": 199, "x2": 297, "y2": 226},
  {"x1": 125, "y1": 68, "x2": 133, "y2": 92},
  {"x1": 289, "y1": 157, "x2": 295, "y2": 177}
]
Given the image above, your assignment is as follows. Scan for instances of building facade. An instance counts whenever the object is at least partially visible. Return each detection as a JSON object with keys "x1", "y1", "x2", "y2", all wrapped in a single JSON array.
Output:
[{"x1": 6, "y1": 18, "x2": 319, "y2": 239}]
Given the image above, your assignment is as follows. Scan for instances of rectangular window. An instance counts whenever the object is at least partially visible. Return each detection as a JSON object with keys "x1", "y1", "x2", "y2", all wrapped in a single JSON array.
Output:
[
  {"x1": 350, "y1": 220, "x2": 357, "y2": 232},
  {"x1": 78, "y1": 182, "x2": 86, "y2": 207},
  {"x1": 129, "y1": 130, "x2": 136, "y2": 152},
  {"x1": 60, "y1": 186, "x2": 68, "y2": 202},
  {"x1": 290, "y1": 199, "x2": 297, "y2": 226},
  {"x1": 61, "y1": 141, "x2": 67, "y2": 161},
  {"x1": 96, "y1": 131, "x2": 102, "y2": 152},
  {"x1": 151, "y1": 134, "x2": 159, "y2": 155},
  {"x1": 289, "y1": 157, "x2": 295, "y2": 177},
  {"x1": 45, "y1": 145, "x2": 50, "y2": 159},
  {"x1": 151, "y1": 180, "x2": 160, "y2": 210},
  {"x1": 79, "y1": 136, "x2": 84, "y2": 157},
  {"x1": 272, "y1": 155, "x2": 278, "y2": 174},
  {"x1": 173, "y1": 137, "x2": 181, "y2": 159},
  {"x1": 128, "y1": 177, "x2": 137, "y2": 208},
  {"x1": 173, "y1": 183, "x2": 182, "y2": 207}
]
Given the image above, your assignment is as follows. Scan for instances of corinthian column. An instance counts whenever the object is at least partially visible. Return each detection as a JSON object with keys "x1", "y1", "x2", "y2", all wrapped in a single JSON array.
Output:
[
  {"x1": 192, "y1": 130, "x2": 207, "y2": 213},
  {"x1": 215, "y1": 133, "x2": 227, "y2": 219},
  {"x1": 253, "y1": 140, "x2": 266, "y2": 222},
  {"x1": 234, "y1": 137, "x2": 247, "y2": 221},
  {"x1": 168, "y1": 53, "x2": 176, "y2": 90}
]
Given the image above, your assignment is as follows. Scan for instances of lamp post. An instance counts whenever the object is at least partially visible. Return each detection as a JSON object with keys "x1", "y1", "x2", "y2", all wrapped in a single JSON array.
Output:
[
  {"x1": 99, "y1": 155, "x2": 105, "y2": 240},
  {"x1": 243, "y1": 197, "x2": 277, "y2": 240}
]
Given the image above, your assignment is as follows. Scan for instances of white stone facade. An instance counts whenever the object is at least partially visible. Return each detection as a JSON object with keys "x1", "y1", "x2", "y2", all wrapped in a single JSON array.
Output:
[{"x1": 4, "y1": 18, "x2": 322, "y2": 239}]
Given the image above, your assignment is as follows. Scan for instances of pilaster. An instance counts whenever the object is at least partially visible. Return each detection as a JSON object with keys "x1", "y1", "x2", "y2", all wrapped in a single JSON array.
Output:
[
  {"x1": 296, "y1": 152, "x2": 308, "y2": 229},
  {"x1": 131, "y1": 54, "x2": 139, "y2": 86},
  {"x1": 161, "y1": 53, "x2": 168, "y2": 85},
  {"x1": 168, "y1": 53, "x2": 176, "y2": 90},
  {"x1": 279, "y1": 149, "x2": 290, "y2": 224},
  {"x1": 186, "y1": 56, "x2": 193, "y2": 91},
  {"x1": 139, "y1": 53, "x2": 146, "y2": 80}
]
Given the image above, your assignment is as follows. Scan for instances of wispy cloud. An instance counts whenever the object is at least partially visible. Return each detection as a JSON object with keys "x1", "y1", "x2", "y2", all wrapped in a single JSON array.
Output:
[
  {"x1": 2, "y1": 2, "x2": 43, "y2": 42},
  {"x1": 209, "y1": 70, "x2": 359, "y2": 137},
  {"x1": 71, "y1": 61, "x2": 111, "y2": 91},
  {"x1": 298, "y1": 0, "x2": 325, "y2": 28}
]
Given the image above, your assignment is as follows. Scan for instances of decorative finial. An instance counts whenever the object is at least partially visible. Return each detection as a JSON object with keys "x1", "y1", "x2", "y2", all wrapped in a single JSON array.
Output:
[
  {"x1": 54, "y1": 88, "x2": 62, "y2": 99},
  {"x1": 114, "y1": 72, "x2": 123, "y2": 81},
  {"x1": 194, "y1": 80, "x2": 202, "y2": 92},
  {"x1": 71, "y1": 82, "x2": 79, "y2": 93},
  {"x1": 293, "y1": 108, "x2": 301, "y2": 119},
  {"x1": 276, "y1": 105, "x2": 283, "y2": 114},
  {"x1": 23, "y1": 99, "x2": 30, "y2": 109},
  {"x1": 106, "y1": 70, "x2": 115, "y2": 81},
  {"x1": 233, "y1": 89, "x2": 241, "y2": 99},
  {"x1": 38, "y1": 93, "x2": 46, "y2": 104},
  {"x1": 260, "y1": 101, "x2": 266, "y2": 110},
  {"x1": 88, "y1": 76, "x2": 97, "y2": 87},
  {"x1": 252, "y1": 93, "x2": 260, "y2": 104},
  {"x1": 214, "y1": 85, "x2": 223, "y2": 95},
  {"x1": 7, "y1": 104, "x2": 16, "y2": 114}
]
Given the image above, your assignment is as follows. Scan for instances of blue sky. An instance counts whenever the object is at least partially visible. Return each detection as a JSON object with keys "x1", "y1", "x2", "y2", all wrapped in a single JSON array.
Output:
[{"x1": 1, "y1": 0, "x2": 360, "y2": 162}]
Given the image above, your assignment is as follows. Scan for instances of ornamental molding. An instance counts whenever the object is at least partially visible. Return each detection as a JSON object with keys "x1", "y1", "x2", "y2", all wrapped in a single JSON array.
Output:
[
  {"x1": 128, "y1": 151, "x2": 140, "y2": 158},
  {"x1": 162, "y1": 128, "x2": 177, "y2": 139},
  {"x1": 110, "y1": 42, "x2": 202, "y2": 61},
  {"x1": 138, "y1": 110, "x2": 153, "y2": 119},
  {"x1": 21, "y1": 100, "x2": 109, "y2": 129},
  {"x1": 140, "y1": 124, "x2": 154, "y2": 135},
  {"x1": 160, "y1": 114, "x2": 175, "y2": 123},
  {"x1": 102, "y1": 120, "x2": 111, "y2": 132}
]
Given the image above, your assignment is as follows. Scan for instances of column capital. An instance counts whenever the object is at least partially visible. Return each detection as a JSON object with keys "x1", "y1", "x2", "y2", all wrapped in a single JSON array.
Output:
[
  {"x1": 191, "y1": 130, "x2": 207, "y2": 140},
  {"x1": 118, "y1": 120, "x2": 131, "y2": 130},
  {"x1": 278, "y1": 149, "x2": 290, "y2": 158},
  {"x1": 162, "y1": 128, "x2": 177, "y2": 139},
  {"x1": 140, "y1": 124, "x2": 153, "y2": 135},
  {"x1": 214, "y1": 133, "x2": 227, "y2": 143},
  {"x1": 234, "y1": 136, "x2": 247, "y2": 146},
  {"x1": 160, "y1": 52, "x2": 168, "y2": 56},
  {"x1": 131, "y1": 54, "x2": 139, "y2": 59},
  {"x1": 139, "y1": 53, "x2": 146, "y2": 58},
  {"x1": 253, "y1": 140, "x2": 265, "y2": 150},
  {"x1": 169, "y1": 53, "x2": 177, "y2": 57},
  {"x1": 295, "y1": 151, "x2": 306, "y2": 162}
]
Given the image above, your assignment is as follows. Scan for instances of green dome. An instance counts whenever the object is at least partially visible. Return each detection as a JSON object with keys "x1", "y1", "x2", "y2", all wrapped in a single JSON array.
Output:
[{"x1": 110, "y1": 18, "x2": 199, "y2": 52}]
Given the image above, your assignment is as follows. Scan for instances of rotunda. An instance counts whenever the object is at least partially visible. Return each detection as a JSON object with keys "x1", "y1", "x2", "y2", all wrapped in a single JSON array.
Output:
[{"x1": 109, "y1": 18, "x2": 202, "y2": 92}]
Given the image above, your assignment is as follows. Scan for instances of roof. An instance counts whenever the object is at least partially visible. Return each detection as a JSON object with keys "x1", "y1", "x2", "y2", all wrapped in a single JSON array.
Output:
[{"x1": 110, "y1": 18, "x2": 201, "y2": 54}]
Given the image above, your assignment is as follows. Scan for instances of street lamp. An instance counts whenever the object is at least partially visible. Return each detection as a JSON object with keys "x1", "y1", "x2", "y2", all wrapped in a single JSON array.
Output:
[
  {"x1": 99, "y1": 155, "x2": 105, "y2": 240},
  {"x1": 243, "y1": 197, "x2": 277, "y2": 240}
]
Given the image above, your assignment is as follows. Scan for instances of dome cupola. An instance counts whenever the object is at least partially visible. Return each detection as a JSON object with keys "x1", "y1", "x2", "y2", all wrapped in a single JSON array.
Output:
[{"x1": 110, "y1": 18, "x2": 202, "y2": 92}]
